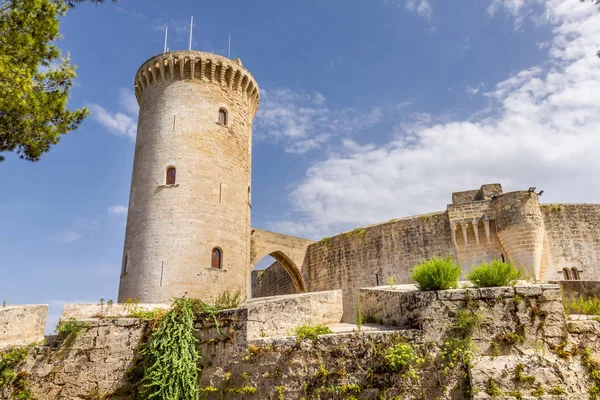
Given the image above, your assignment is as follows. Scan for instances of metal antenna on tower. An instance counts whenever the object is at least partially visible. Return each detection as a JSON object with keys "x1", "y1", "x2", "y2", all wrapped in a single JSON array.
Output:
[
  {"x1": 188, "y1": 15, "x2": 193, "y2": 51},
  {"x1": 228, "y1": 33, "x2": 231, "y2": 58},
  {"x1": 163, "y1": 26, "x2": 168, "y2": 53}
]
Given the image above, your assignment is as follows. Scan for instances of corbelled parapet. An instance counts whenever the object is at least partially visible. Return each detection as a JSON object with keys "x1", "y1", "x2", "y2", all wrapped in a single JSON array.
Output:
[{"x1": 133, "y1": 50, "x2": 260, "y2": 115}]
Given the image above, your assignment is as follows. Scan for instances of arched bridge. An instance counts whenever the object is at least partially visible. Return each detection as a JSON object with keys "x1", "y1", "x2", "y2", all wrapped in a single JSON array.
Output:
[{"x1": 249, "y1": 228, "x2": 314, "y2": 293}]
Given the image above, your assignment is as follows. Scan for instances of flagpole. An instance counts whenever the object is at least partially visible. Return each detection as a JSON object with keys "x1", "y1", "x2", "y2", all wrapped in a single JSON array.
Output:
[
  {"x1": 164, "y1": 26, "x2": 168, "y2": 53},
  {"x1": 189, "y1": 16, "x2": 193, "y2": 51}
]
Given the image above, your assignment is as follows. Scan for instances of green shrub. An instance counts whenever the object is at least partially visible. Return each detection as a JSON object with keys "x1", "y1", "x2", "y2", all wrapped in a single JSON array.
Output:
[
  {"x1": 213, "y1": 289, "x2": 246, "y2": 310},
  {"x1": 410, "y1": 256, "x2": 461, "y2": 291},
  {"x1": 466, "y1": 260, "x2": 522, "y2": 288},
  {"x1": 384, "y1": 343, "x2": 423, "y2": 379},
  {"x1": 293, "y1": 324, "x2": 332, "y2": 342},
  {"x1": 569, "y1": 295, "x2": 600, "y2": 315}
]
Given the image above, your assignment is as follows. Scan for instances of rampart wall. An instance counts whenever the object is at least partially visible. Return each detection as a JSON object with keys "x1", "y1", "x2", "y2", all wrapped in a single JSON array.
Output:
[
  {"x1": 303, "y1": 212, "x2": 455, "y2": 320},
  {"x1": 541, "y1": 204, "x2": 600, "y2": 280},
  {"x1": 4, "y1": 285, "x2": 600, "y2": 399},
  {"x1": 0, "y1": 305, "x2": 47, "y2": 349}
]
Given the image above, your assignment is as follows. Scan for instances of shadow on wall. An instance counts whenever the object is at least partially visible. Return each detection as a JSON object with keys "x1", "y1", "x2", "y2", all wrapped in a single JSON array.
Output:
[{"x1": 251, "y1": 259, "x2": 297, "y2": 299}]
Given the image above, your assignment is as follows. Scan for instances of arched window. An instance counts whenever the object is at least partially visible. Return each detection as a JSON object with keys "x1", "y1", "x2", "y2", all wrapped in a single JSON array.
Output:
[
  {"x1": 166, "y1": 167, "x2": 176, "y2": 185},
  {"x1": 571, "y1": 268, "x2": 580, "y2": 280},
  {"x1": 563, "y1": 268, "x2": 571, "y2": 280},
  {"x1": 218, "y1": 109, "x2": 228, "y2": 125},
  {"x1": 121, "y1": 254, "x2": 128, "y2": 276},
  {"x1": 211, "y1": 248, "x2": 222, "y2": 269}
]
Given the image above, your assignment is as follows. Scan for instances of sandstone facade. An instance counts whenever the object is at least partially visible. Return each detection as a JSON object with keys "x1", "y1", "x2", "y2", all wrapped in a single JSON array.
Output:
[{"x1": 119, "y1": 51, "x2": 259, "y2": 303}]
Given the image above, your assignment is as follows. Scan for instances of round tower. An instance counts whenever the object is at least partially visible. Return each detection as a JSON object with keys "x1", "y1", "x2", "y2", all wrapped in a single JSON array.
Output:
[{"x1": 118, "y1": 51, "x2": 260, "y2": 303}]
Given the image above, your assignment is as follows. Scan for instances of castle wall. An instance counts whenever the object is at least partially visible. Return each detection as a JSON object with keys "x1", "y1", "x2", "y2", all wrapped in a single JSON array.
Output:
[
  {"x1": 541, "y1": 204, "x2": 600, "y2": 280},
  {"x1": 0, "y1": 305, "x2": 47, "y2": 349},
  {"x1": 10, "y1": 285, "x2": 599, "y2": 399},
  {"x1": 559, "y1": 280, "x2": 600, "y2": 304},
  {"x1": 251, "y1": 261, "x2": 297, "y2": 298},
  {"x1": 119, "y1": 52, "x2": 259, "y2": 303},
  {"x1": 303, "y1": 212, "x2": 456, "y2": 321}
]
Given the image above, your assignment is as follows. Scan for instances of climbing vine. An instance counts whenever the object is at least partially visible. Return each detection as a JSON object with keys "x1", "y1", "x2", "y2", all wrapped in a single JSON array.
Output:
[{"x1": 139, "y1": 297, "x2": 201, "y2": 400}]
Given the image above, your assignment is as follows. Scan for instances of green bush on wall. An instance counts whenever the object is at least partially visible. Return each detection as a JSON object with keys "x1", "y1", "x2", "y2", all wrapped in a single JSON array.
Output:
[
  {"x1": 467, "y1": 260, "x2": 522, "y2": 288},
  {"x1": 410, "y1": 256, "x2": 461, "y2": 291}
]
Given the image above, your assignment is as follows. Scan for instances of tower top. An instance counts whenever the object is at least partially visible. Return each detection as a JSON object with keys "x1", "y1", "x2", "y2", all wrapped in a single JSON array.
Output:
[{"x1": 134, "y1": 50, "x2": 260, "y2": 115}]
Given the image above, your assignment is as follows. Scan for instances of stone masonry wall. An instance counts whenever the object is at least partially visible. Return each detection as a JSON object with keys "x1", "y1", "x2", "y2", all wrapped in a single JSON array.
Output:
[
  {"x1": 559, "y1": 280, "x2": 600, "y2": 304},
  {"x1": 251, "y1": 261, "x2": 296, "y2": 298},
  {"x1": 304, "y1": 212, "x2": 456, "y2": 321},
  {"x1": 5, "y1": 286, "x2": 600, "y2": 399},
  {"x1": 541, "y1": 204, "x2": 600, "y2": 281},
  {"x1": 0, "y1": 305, "x2": 48, "y2": 349},
  {"x1": 360, "y1": 284, "x2": 597, "y2": 399}
]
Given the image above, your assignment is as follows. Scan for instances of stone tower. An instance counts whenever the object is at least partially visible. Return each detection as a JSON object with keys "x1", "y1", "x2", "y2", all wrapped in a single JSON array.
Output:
[{"x1": 118, "y1": 51, "x2": 260, "y2": 303}]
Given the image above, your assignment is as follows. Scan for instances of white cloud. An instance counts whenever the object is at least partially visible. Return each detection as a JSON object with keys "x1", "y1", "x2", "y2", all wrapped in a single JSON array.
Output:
[
  {"x1": 49, "y1": 230, "x2": 82, "y2": 244},
  {"x1": 383, "y1": 0, "x2": 432, "y2": 19},
  {"x1": 89, "y1": 88, "x2": 138, "y2": 140},
  {"x1": 255, "y1": 88, "x2": 385, "y2": 154},
  {"x1": 269, "y1": 0, "x2": 600, "y2": 240},
  {"x1": 404, "y1": 0, "x2": 432, "y2": 19},
  {"x1": 118, "y1": 88, "x2": 139, "y2": 115},
  {"x1": 466, "y1": 82, "x2": 485, "y2": 97},
  {"x1": 108, "y1": 205, "x2": 128, "y2": 216}
]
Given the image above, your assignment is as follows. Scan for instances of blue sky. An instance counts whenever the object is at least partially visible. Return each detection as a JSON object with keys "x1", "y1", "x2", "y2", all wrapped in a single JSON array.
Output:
[{"x1": 1, "y1": 0, "x2": 599, "y2": 331}]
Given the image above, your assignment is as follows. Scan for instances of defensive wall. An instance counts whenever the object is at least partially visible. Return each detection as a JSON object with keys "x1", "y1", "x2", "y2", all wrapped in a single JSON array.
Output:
[
  {"x1": 3, "y1": 284, "x2": 600, "y2": 399},
  {"x1": 0, "y1": 305, "x2": 47, "y2": 349},
  {"x1": 254, "y1": 184, "x2": 600, "y2": 321}
]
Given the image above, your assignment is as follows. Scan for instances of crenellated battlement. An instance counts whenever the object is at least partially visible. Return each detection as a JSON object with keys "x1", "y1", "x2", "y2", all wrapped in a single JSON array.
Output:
[{"x1": 133, "y1": 50, "x2": 260, "y2": 115}]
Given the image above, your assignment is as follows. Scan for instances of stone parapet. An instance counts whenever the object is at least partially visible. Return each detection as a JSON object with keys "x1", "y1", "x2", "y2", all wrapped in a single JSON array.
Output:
[
  {"x1": 359, "y1": 284, "x2": 565, "y2": 346},
  {"x1": 134, "y1": 50, "x2": 260, "y2": 115},
  {"x1": 61, "y1": 303, "x2": 170, "y2": 320},
  {"x1": 0, "y1": 304, "x2": 48, "y2": 349}
]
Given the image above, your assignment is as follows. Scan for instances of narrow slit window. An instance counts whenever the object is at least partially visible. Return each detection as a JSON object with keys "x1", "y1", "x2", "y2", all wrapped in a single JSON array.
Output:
[
  {"x1": 166, "y1": 167, "x2": 176, "y2": 185},
  {"x1": 121, "y1": 254, "x2": 128, "y2": 276},
  {"x1": 218, "y1": 109, "x2": 228, "y2": 125},
  {"x1": 563, "y1": 268, "x2": 571, "y2": 280},
  {"x1": 211, "y1": 248, "x2": 222, "y2": 269}
]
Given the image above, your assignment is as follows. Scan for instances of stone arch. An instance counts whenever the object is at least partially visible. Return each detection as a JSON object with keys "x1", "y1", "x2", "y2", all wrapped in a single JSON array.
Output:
[{"x1": 249, "y1": 228, "x2": 314, "y2": 294}]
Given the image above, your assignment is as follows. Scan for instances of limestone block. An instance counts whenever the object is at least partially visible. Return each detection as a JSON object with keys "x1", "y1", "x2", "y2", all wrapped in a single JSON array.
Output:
[
  {"x1": 61, "y1": 303, "x2": 169, "y2": 319},
  {"x1": 479, "y1": 286, "x2": 515, "y2": 299},
  {"x1": 567, "y1": 319, "x2": 600, "y2": 334},
  {"x1": 0, "y1": 304, "x2": 48, "y2": 349},
  {"x1": 470, "y1": 355, "x2": 588, "y2": 399},
  {"x1": 515, "y1": 285, "x2": 543, "y2": 297}
]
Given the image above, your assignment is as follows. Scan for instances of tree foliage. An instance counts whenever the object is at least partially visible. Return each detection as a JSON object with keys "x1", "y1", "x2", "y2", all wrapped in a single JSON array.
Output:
[{"x1": 0, "y1": 0, "x2": 115, "y2": 162}]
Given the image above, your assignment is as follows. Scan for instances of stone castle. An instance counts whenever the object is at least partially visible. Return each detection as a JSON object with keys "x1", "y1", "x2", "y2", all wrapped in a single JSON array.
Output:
[
  {"x1": 118, "y1": 49, "x2": 600, "y2": 315},
  {"x1": 3, "y1": 49, "x2": 600, "y2": 400}
]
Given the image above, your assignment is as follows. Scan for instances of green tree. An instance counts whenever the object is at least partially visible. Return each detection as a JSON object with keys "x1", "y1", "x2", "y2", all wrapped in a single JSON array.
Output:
[{"x1": 0, "y1": 0, "x2": 115, "y2": 162}]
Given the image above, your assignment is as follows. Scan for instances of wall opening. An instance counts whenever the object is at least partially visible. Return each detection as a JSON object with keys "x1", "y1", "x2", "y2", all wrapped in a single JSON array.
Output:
[
  {"x1": 563, "y1": 268, "x2": 571, "y2": 280},
  {"x1": 571, "y1": 268, "x2": 580, "y2": 280},
  {"x1": 166, "y1": 167, "x2": 176, "y2": 185},
  {"x1": 121, "y1": 254, "x2": 128, "y2": 276},
  {"x1": 250, "y1": 255, "x2": 298, "y2": 299},
  {"x1": 211, "y1": 247, "x2": 222, "y2": 269},
  {"x1": 218, "y1": 108, "x2": 228, "y2": 125}
]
